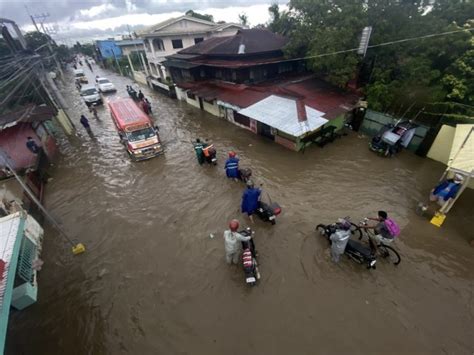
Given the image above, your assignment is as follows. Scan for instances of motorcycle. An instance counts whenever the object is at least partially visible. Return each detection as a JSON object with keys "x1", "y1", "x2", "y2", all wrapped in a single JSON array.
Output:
[
  {"x1": 239, "y1": 228, "x2": 260, "y2": 286},
  {"x1": 369, "y1": 120, "x2": 418, "y2": 157},
  {"x1": 238, "y1": 167, "x2": 252, "y2": 183},
  {"x1": 127, "y1": 87, "x2": 139, "y2": 101},
  {"x1": 255, "y1": 199, "x2": 281, "y2": 225},
  {"x1": 316, "y1": 222, "x2": 377, "y2": 269},
  {"x1": 204, "y1": 145, "x2": 217, "y2": 165}
]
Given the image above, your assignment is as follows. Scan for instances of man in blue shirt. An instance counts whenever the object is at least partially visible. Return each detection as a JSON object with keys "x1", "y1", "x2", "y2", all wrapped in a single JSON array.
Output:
[
  {"x1": 430, "y1": 174, "x2": 463, "y2": 207},
  {"x1": 225, "y1": 151, "x2": 239, "y2": 180},
  {"x1": 241, "y1": 180, "x2": 261, "y2": 223},
  {"x1": 26, "y1": 137, "x2": 40, "y2": 154}
]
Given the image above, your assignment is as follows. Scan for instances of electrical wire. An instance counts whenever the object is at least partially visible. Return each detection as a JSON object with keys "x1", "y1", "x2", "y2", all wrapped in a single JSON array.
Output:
[{"x1": 195, "y1": 27, "x2": 474, "y2": 68}]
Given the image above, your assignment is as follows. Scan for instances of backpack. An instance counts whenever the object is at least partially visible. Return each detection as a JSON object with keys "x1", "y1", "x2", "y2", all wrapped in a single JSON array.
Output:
[{"x1": 384, "y1": 218, "x2": 400, "y2": 237}]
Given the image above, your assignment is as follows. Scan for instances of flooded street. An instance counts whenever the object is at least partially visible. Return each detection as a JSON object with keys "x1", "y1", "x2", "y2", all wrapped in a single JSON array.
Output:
[{"x1": 7, "y1": 65, "x2": 474, "y2": 355}]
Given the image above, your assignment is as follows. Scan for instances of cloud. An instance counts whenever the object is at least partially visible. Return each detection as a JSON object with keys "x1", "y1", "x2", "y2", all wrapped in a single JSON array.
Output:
[
  {"x1": 19, "y1": 3, "x2": 288, "y2": 43},
  {"x1": 79, "y1": 4, "x2": 117, "y2": 18}
]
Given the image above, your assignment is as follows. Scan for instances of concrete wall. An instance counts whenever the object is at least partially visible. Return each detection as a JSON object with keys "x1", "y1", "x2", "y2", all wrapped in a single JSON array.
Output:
[
  {"x1": 202, "y1": 100, "x2": 222, "y2": 117},
  {"x1": 360, "y1": 109, "x2": 430, "y2": 152},
  {"x1": 176, "y1": 87, "x2": 186, "y2": 101},
  {"x1": 133, "y1": 70, "x2": 148, "y2": 85},
  {"x1": 427, "y1": 125, "x2": 456, "y2": 165},
  {"x1": 186, "y1": 94, "x2": 200, "y2": 109}
]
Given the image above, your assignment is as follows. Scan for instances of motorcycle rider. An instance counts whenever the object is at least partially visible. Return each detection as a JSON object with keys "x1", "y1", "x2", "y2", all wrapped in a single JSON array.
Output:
[
  {"x1": 241, "y1": 180, "x2": 261, "y2": 223},
  {"x1": 223, "y1": 219, "x2": 251, "y2": 264},
  {"x1": 225, "y1": 151, "x2": 240, "y2": 180},
  {"x1": 359, "y1": 210, "x2": 394, "y2": 252},
  {"x1": 330, "y1": 218, "x2": 351, "y2": 263},
  {"x1": 202, "y1": 140, "x2": 216, "y2": 165},
  {"x1": 193, "y1": 138, "x2": 205, "y2": 165}
]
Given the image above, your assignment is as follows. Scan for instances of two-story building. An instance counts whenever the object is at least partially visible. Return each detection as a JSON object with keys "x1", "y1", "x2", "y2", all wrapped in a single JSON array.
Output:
[
  {"x1": 138, "y1": 15, "x2": 244, "y2": 85},
  {"x1": 164, "y1": 29, "x2": 359, "y2": 151}
]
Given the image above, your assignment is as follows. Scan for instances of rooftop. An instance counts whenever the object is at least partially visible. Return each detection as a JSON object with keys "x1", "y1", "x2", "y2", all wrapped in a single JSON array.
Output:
[
  {"x1": 115, "y1": 39, "x2": 144, "y2": 47},
  {"x1": 178, "y1": 75, "x2": 359, "y2": 117},
  {"x1": 239, "y1": 95, "x2": 329, "y2": 137},
  {"x1": 178, "y1": 29, "x2": 288, "y2": 56}
]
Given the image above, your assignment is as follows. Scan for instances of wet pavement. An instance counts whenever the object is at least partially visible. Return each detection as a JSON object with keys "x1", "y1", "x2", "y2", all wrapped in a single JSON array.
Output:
[{"x1": 6, "y1": 63, "x2": 474, "y2": 354}]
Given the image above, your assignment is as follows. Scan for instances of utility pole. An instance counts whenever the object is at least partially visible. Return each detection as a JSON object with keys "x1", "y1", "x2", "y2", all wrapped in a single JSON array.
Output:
[{"x1": 27, "y1": 11, "x2": 65, "y2": 80}]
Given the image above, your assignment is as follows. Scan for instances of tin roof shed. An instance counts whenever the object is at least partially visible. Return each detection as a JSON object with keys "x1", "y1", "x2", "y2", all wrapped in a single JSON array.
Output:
[{"x1": 238, "y1": 95, "x2": 329, "y2": 138}]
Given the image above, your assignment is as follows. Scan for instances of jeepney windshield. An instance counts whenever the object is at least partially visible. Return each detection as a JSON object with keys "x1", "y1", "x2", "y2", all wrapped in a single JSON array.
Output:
[{"x1": 126, "y1": 127, "x2": 155, "y2": 142}]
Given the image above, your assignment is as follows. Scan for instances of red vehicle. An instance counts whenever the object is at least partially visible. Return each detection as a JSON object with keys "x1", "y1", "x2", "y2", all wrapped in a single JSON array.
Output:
[{"x1": 109, "y1": 98, "x2": 163, "y2": 161}]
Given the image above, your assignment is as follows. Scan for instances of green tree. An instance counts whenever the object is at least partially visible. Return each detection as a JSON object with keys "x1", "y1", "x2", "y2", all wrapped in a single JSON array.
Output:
[
  {"x1": 238, "y1": 13, "x2": 248, "y2": 26},
  {"x1": 185, "y1": 10, "x2": 214, "y2": 22}
]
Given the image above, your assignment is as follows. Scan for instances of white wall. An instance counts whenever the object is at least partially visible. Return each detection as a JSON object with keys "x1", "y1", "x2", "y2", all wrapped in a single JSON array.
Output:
[
  {"x1": 165, "y1": 19, "x2": 214, "y2": 32},
  {"x1": 203, "y1": 100, "x2": 222, "y2": 117},
  {"x1": 186, "y1": 94, "x2": 200, "y2": 109}
]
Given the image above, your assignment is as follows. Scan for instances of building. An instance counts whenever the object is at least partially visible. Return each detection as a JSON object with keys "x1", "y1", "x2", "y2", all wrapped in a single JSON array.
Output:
[
  {"x1": 0, "y1": 104, "x2": 58, "y2": 198},
  {"x1": 115, "y1": 39, "x2": 149, "y2": 84},
  {"x1": 164, "y1": 29, "x2": 359, "y2": 151},
  {"x1": 0, "y1": 211, "x2": 44, "y2": 354},
  {"x1": 96, "y1": 40, "x2": 122, "y2": 60},
  {"x1": 138, "y1": 15, "x2": 244, "y2": 85}
]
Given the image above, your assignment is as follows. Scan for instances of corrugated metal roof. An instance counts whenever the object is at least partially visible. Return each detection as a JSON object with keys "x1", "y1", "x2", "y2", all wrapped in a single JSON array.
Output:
[{"x1": 238, "y1": 95, "x2": 329, "y2": 138}]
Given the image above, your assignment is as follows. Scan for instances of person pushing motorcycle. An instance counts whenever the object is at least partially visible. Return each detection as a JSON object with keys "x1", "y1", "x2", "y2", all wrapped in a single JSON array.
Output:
[{"x1": 223, "y1": 219, "x2": 251, "y2": 264}]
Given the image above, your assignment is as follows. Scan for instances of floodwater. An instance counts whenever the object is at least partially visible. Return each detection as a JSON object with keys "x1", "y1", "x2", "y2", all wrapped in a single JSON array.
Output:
[{"x1": 7, "y1": 64, "x2": 474, "y2": 355}]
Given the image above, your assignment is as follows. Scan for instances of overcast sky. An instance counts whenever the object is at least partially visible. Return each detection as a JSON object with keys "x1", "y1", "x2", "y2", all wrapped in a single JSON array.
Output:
[{"x1": 0, "y1": 0, "x2": 287, "y2": 42}]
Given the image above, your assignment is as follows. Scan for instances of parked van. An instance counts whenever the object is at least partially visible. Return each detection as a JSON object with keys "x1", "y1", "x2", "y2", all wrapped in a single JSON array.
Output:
[
  {"x1": 80, "y1": 86, "x2": 102, "y2": 107},
  {"x1": 109, "y1": 98, "x2": 163, "y2": 161},
  {"x1": 73, "y1": 69, "x2": 88, "y2": 83}
]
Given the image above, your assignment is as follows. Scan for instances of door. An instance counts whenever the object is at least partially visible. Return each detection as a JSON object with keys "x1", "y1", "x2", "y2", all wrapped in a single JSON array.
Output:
[{"x1": 257, "y1": 122, "x2": 275, "y2": 141}]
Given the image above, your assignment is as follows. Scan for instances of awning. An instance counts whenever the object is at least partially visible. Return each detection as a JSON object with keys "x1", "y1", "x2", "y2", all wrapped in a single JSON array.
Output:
[
  {"x1": 162, "y1": 59, "x2": 200, "y2": 69},
  {"x1": 448, "y1": 124, "x2": 474, "y2": 177},
  {"x1": 0, "y1": 105, "x2": 56, "y2": 130}
]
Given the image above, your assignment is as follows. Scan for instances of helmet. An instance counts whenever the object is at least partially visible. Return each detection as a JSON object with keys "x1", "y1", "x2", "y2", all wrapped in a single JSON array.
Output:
[
  {"x1": 454, "y1": 173, "x2": 464, "y2": 184},
  {"x1": 229, "y1": 219, "x2": 239, "y2": 232},
  {"x1": 228, "y1": 151, "x2": 236, "y2": 158},
  {"x1": 246, "y1": 179, "x2": 254, "y2": 188}
]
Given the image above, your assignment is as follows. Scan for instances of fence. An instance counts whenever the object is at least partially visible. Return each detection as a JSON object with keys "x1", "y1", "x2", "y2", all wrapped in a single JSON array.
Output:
[{"x1": 360, "y1": 109, "x2": 430, "y2": 152}]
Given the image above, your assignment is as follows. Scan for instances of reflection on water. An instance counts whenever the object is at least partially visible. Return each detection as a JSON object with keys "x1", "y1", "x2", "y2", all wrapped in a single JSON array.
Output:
[{"x1": 7, "y1": 66, "x2": 474, "y2": 355}]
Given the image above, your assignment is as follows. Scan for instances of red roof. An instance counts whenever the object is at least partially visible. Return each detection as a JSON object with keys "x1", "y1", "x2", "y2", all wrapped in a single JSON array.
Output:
[
  {"x1": 108, "y1": 98, "x2": 152, "y2": 131},
  {"x1": 178, "y1": 76, "x2": 359, "y2": 118}
]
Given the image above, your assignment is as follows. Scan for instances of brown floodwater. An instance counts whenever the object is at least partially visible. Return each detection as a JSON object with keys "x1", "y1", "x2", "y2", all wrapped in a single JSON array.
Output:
[{"x1": 6, "y1": 65, "x2": 474, "y2": 355}]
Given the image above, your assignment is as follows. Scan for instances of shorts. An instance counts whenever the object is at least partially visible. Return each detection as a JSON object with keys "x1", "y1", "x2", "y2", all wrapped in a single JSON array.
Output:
[{"x1": 373, "y1": 234, "x2": 394, "y2": 245}]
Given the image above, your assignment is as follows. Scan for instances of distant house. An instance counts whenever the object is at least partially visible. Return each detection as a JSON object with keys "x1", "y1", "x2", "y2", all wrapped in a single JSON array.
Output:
[
  {"x1": 96, "y1": 40, "x2": 122, "y2": 60},
  {"x1": 164, "y1": 29, "x2": 359, "y2": 151},
  {"x1": 138, "y1": 15, "x2": 244, "y2": 84}
]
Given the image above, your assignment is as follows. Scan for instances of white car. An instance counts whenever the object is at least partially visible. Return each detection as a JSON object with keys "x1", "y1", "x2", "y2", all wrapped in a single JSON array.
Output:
[
  {"x1": 96, "y1": 77, "x2": 116, "y2": 93},
  {"x1": 80, "y1": 86, "x2": 102, "y2": 107}
]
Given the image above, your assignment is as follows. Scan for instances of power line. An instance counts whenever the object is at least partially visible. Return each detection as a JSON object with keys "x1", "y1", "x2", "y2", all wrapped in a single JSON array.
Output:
[{"x1": 198, "y1": 27, "x2": 474, "y2": 68}]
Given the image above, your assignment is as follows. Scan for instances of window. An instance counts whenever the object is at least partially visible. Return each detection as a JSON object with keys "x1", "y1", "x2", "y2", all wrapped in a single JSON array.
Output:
[
  {"x1": 153, "y1": 38, "x2": 165, "y2": 51},
  {"x1": 172, "y1": 39, "x2": 183, "y2": 49},
  {"x1": 194, "y1": 37, "x2": 204, "y2": 44},
  {"x1": 187, "y1": 91, "x2": 196, "y2": 100},
  {"x1": 234, "y1": 112, "x2": 250, "y2": 127}
]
